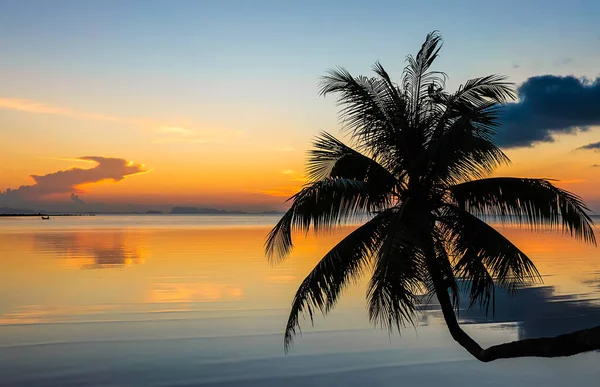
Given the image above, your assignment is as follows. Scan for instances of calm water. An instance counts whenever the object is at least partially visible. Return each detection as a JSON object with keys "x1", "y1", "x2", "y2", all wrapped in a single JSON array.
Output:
[{"x1": 0, "y1": 215, "x2": 599, "y2": 386}]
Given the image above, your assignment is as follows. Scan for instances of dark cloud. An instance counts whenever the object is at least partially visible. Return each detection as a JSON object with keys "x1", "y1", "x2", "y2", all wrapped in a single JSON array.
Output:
[
  {"x1": 577, "y1": 141, "x2": 600, "y2": 151},
  {"x1": 592, "y1": 164, "x2": 600, "y2": 168},
  {"x1": 512, "y1": 64, "x2": 520, "y2": 69},
  {"x1": 495, "y1": 75, "x2": 600, "y2": 148},
  {"x1": 0, "y1": 157, "x2": 147, "y2": 206}
]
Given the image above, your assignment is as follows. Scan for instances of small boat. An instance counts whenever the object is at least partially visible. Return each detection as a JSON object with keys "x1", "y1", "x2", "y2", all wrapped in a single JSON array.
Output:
[{"x1": 41, "y1": 215, "x2": 50, "y2": 220}]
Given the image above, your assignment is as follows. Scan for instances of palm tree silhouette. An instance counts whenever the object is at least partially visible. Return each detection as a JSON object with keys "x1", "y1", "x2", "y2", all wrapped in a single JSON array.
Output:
[{"x1": 266, "y1": 31, "x2": 600, "y2": 362}]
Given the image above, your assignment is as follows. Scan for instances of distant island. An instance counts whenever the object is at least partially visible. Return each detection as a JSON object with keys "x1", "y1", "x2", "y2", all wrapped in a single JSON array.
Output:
[
  {"x1": 146, "y1": 210, "x2": 163, "y2": 214},
  {"x1": 169, "y1": 207, "x2": 283, "y2": 215},
  {"x1": 260, "y1": 210, "x2": 283, "y2": 215},
  {"x1": 0, "y1": 206, "x2": 39, "y2": 214},
  {"x1": 0, "y1": 206, "x2": 96, "y2": 217},
  {"x1": 170, "y1": 206, "x2": 247, "y2": 215}
]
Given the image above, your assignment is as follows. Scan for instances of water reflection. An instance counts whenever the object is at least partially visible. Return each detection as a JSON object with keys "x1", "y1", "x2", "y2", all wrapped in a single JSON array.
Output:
[
  {"x1": 445, "y1": 285, "x2": 600, "y2": 340},
  {"x1": 33, "y1": 232, "x2": 143, "y2": 269},
  {"x1": 0, "y1": 217, "x2": 599, "y2": 386},
  {"x1": 149, "y1": 281, "x2": 244, "y2": 303}
]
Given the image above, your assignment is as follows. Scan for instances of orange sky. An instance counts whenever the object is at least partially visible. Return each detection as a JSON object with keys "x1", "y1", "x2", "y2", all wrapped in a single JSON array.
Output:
[{"x1": 2, "y1": 97, "x2": 600, "y2": 212}]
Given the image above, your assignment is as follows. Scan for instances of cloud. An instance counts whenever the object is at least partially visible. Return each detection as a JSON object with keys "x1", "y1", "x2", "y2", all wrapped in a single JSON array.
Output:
[
  {"x1": 0, "y1": 156, "x2": 147, "y2": 203},
  {"x1": 495, "y1": 75, "x2": 600, "y2": 148},
  {"x1": 0, "y1": 97, "x2": 146, "y2": 125},
  {"x1": 592, "y1": 164, "x2": 600, "y2": 168},
  {"x1": 70, "y1": 193, "x2": 86, "y2": 205},
  {"x1": 281, "y1": 169, "x2": 295, "y2": 175},
  {"x1": 153, "y1": 138, "x2": 208, "y2": 144},
  {"x1": 158, "y1": 126, "x2": 195, "y2": 136},
  {"x1": 38, "y1": 157, "x2": 97, "y2": 164},
  {"x1": 252, "y1": 186, "x2": 300, "y2": 197},
  {"x1": 577, "y1": 141, "x2": 600, "y2": 151},
  {"x1": 273, "y1": 147, "x2": 296, "y2": 152},
  {"x1": 153, "y1": 126, "x2": 243, "y2": 144},
  {"x1": 0, "y1": 97, "x2": 240, "y2": 144}
]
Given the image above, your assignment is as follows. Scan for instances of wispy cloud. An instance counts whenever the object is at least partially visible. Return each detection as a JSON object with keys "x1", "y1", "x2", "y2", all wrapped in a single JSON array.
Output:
[
  {"x1": 153, "y1": 138, "x2": 209, "y2": 144},
  {"x1": 0, "y1": 97, "x2": 147, "y2": 125},
  {"x1": 273, "y1": 147, "x2": 296, "y2": 152},
  {"x1": 155, "y1": 125, "x2": 204, "y2": 144},
  {"x1": 253, "y1": 187, "x2": 299, "y2": 197},
  {"x1": 37, "y1": 156, "x2": 98, "y2": 164},
  {"x1": 154, "y1": 125, "x2": 244, "y2": 144},
  {"x1": 153, "y1": 130, "x2": 243, "y2": 144},
  {"x1": 0, "y1": 97, "x2": 242, "y2": 144},
  {"x1": 577, "y1": 141, "x2": 600, "y2": 151},
  {"x1": 278, "y1": 169, "x2": 307, "y2": 183},
  {"x1": 158, "y1": 126, "x2": 195, "y2": 136},
  {"x1": 555, "y1": 179, "x2": 586, "y2": 185}
]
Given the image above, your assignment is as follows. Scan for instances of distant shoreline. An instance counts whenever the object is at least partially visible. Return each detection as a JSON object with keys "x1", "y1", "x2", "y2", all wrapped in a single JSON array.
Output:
[
  {"x1": 0, "y1": 206, "x2": 284, "y2": 217},
  {"x1": 0, "y1": 213, "x2": 96, "y2": 217},
  {"x1": 0, "y1": 212, "x2": 284, "y2": 217}
]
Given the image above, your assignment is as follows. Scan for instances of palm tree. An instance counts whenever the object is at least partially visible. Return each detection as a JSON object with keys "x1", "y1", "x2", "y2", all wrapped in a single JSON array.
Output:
[{"x1": 265, "y1": 31, "x2": 600, "y2": 362}]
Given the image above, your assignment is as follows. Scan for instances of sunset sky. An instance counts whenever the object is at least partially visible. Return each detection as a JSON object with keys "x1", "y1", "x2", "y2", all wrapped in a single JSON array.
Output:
[{"x1": 1, "y1": 0, "x2": 600, "y2": 212}]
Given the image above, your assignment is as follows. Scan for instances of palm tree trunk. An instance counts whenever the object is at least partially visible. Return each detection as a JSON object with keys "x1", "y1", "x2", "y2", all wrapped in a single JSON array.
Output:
[{"x1": 426, "y1": 241, "x2": 600, "y2": 362}]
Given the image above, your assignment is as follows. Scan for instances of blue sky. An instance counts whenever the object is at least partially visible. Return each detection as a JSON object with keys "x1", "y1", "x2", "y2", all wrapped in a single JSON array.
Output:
[{"x1": 3, "y1": 0, "x2": 599, "y2": 92}]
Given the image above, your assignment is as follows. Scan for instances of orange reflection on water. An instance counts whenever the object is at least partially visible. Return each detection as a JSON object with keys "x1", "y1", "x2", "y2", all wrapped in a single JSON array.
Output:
[
  {"x1": 489, "y1": 223, "x2": 600, "y2": 296},
  {"x1": 0, "y1": 304, "x2": 118, "y2": 325},
  {"x1": 489, "y1": 223, "x2": 600, "y2": 275},
  {"x1": 0, "y1": 225, "x2": 357, "y2": 325},
  {"x1": 32, "y1": 231, "x2": 145, "y2": 269},
  {"x1": 149, "y1": 282, "x2": 244, "y2": 303},
  {"x1": 0, "y1": 221, "x2": 598, "y2": 327}
]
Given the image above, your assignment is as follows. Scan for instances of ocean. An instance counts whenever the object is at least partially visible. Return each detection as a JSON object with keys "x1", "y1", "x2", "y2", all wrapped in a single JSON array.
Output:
[{"x1": 0, "y1": 214, "x2": 599, "y2": 386}]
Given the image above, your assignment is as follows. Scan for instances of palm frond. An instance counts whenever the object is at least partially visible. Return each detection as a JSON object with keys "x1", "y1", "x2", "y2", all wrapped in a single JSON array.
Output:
[
  {"x1": 450, "y1": 75, "x2": 516, "y2": 107},
  {"x1": 424, "y1": 86, "x2": 513, "y2": 185},
  {"x1": 319, "y1": 66, "x2": 424, "y2": 175},
  {"x1": 319, "y1": 68, "x2": 399, "y2": 157},
  {"x1": 369, "y1": 61, "x2": 419, "y2": 173},
  {"x1": 402, "y1": 31, "x2": 446, "y2": 123},
  {"x1": 449, "y1": 178, "x2": 596, "y2": 244},
  {"x1": 439, "y1": 204, "x2": 541, "y2": 313},
  {"x1": 426, "y1": 114, "x2": 510, "y2": 185},
  {"x1": 283, "y1": 210, "x2": 393, "y2": 351},
  {"x1": 455, "y1": 252, "x2": 496, "y2": 314},
  {"x1": 265, "y1": 178, "x2": 392, "y2": 261},
  {"x1": 372, "y1": 61, "x2": 405, "y2": 108},
  {"x1": 307, "y1": 131, "x2": 402, "y2": 190},
  {"x1": 367, "y1": 206, "x2": 425, "y2": 331}
]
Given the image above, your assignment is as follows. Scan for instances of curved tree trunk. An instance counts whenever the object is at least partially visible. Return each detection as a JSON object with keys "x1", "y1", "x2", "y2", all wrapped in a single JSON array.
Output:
[
  {"x1": 432, "y1": 273, "x2": 600, "y2": 362},
  {"x1": 420, "y1": 230, "x2": 600, "y2": 362}
]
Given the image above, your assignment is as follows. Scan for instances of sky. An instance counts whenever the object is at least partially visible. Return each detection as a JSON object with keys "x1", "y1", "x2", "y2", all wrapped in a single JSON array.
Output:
[{"x1": 1, "y1": 0, "x2": 600, "y2": 212}]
